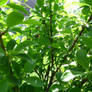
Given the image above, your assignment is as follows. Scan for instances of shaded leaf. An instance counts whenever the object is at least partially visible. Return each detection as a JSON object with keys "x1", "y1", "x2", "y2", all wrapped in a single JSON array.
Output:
[
  {"x1": 0, "y1": 47, "x2": 5, "y2": 57},
  {"x1": 69, "y1": 87, "x2": 81, "y2": 92},
  {"x1": 7, "y1": 3, "x2": 28, "y2": 15},
  {"x1": 6, "y1": 39, "x2": 16, "y2": 50},
  {"x1": 25, "y1": 76, "x2": 44, "y2": 87},
  {"x1": 6, "y1": 11, "x2": 24, "y2": 27},
  {"x1": 15, "y1": 54, "x2": 36, "y2": 72},
  {"x1": 0, "y1": 56, "x2": 10, "y2": 73},
  {"x1": 0, "y1": 79, "x2": 9, "y2": 92},
  {"x1": 76, "y1": 49, "x2": 89, "y2": 69},
  {"x1": 20, "y1": 83, "x2": 43, "y2": 92},
  {"x1": 14, "y1": 40, "x2": 37, "y2": 52}
]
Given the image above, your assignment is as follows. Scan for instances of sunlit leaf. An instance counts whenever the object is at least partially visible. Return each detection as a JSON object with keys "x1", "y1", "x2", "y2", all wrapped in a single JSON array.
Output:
[
  {"x1": 7, "y1": 3, "x2": 28, "y2": 15},
  {"x1": 0, "y1": 0, "x2": 8, "y2": 6}
]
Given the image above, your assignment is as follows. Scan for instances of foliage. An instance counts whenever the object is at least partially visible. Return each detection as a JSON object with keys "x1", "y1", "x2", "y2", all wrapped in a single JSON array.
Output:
[{"x1": 0, "y1": 0, "x2": 92, "y2": 92}]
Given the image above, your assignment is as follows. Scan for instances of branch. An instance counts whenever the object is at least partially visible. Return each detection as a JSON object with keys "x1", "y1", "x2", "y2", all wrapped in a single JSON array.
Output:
[
  {"x1": 0, "y1": 28, "x2": 9, "y2": 52},
  {"x1": 46, "y1": 14, "x2": 92, "y2": 91},
  {"x1": 79, "y1": 78, "x2": 88, "y2": 87},
  {"x1": 0, "y1": 36, "x2": 6, "y2": 51},
  {"x1": 34, "y1": 69, "x2": 42, "y2": 79},
  {"x1": 0, "y1": 28, "x2": 9, "y2": 37}
]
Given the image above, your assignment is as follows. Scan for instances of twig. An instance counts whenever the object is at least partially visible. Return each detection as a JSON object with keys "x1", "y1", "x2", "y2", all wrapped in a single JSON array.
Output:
[{"x1": 46, "y1": 14, "x2": 92, "y2": 91}]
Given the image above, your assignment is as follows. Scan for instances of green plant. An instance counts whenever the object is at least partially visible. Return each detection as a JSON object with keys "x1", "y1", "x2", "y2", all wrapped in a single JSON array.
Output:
[{"x1": 0, "y1": 0, "x2": 92, "y2": 92}]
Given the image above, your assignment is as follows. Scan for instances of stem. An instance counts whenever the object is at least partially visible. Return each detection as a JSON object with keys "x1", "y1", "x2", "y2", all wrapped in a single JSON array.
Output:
[
  {"x1": 0, "y1": 36, "x2": 6, "y2": 52},
  {"x1": 0, "y1": 29, "x2": 20, "y2": 92},
  {"x1": 45, "y1": 14, "x2": 92, "y2": 91},
  {"x1": 45, "y1": 1, "x2": 55, "y2": 92}
]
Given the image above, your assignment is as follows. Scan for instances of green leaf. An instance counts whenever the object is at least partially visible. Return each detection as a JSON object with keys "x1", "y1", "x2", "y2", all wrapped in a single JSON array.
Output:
[
  {"x1": 10, "y1": 27, "x2": 23, "y2": 33},
  {"x1": 76, "y1": 49, "x2": 89, "y2": 69},
  {"x1": 37, "y1": 0, "x2": 44, "y2": 6},
  {"x1": 0, "y1": 0, "x2": 8, "y2": 6},
  {"x1": 81, "y1": 30, "x2": 92, "y2": 49},
  {"x1": 82, "y1": 37, "x2": 92, "y2": 48},
  {"x1": 0, "y1": 79, "x2": 9, "y2": 92},
  {"x1": 82, "y1": 6, "x2": 91, "y2": 15},
  {"x1": 14, "y1": 40, "x2": 37, "y2": 52},
  {"x1": 56, "y1": 72, "x2": 62, "y2": 83},
  {"x1": 61, "y1": 70, "x2": 75, "y2": 82},
  {"x1": 15, "y1": 54, "x2": 33, "y2": 63},
  {"x1": 88, "y1": 71, "x2": 92, "y2": 81},
  {"x1": 12, "y1": 61, "x2": 21, "y2": 76},
  {"x1": 8, "y1": 75, "x2": 21, "y2": 86},
  {"x1": 49, "y1": 84, "x2": 62, "y2": 92},
  {"x1": 20, "y1": 83, "x2": 43, "y2": 92},
  {"x1": 15, "y1": 54, "x2": 36, "y2": 72},
  {"x1": 24, "y1": 61, "x2": 35, "y2": 73},
  {"x1": 23, "y1": 18, "x2": 40, "y2": 26},
  {"x1": 25, "y1": 76, "x2": 44, "y2": 87},
  {"x1": 69, "y1": 87, "x2": 81, "y2": 92},
  {"x1": 84, "y1": 0, "x2": 92, "y2": 6},
  {"x1": 7, "y1": 3, "x2": 28, "y2": 15},
  {"x1": 54, "y1": 3, "x2": 59, "y2": 12},
  {"x1": 6, "y1": 11, "x2": 24, "y2": 27},
  {"x1": 6, "y1": 39, "x2": 16, "y2": 50},
  {"x1": 0, "y1": 47, "x2": 5, "y2": 57},
  {"x1": 0, "y1": 56, "x2": 10, "y2": 73}
]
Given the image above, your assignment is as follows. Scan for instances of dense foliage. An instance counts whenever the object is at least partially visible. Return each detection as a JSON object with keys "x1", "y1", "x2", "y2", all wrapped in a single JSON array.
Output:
[{"x1": 0, "y1": 0, "x2": 92, "y2": 92}]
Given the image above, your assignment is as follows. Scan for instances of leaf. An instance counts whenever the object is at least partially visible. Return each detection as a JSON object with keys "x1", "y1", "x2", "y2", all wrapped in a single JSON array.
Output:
[
  {"x1": 7, "y1": 3, "x2": 28, "y2": 15},
  {"x1": 49, "y1": 84, "x2": 62, "y2": 92},
  {"x1": 14, "y1": 40, "x2": 37, "y2": 52},
  {"x1": 56, "y1": 72, "x2": 62, "y2": 83},
  {"x1": 25, "y1": 76, "x2": 44, "y2": 87},
  {"x1": 0, "y1": 47, "x2": 5, "y2": 57},
  {"x1": 0, "y1": 0, "x2": 8, "y2": 6},
  {"x1": 84, "y1": 0, "x2": 92, "y2": 6},
  {"x1": 61, "y1": 70, "x2": 75, "y2": 82},
  {"x1": 6, "y1": 39, "x2": 16, "y2": 50},
  {"x1": 24, "y1": 61, "x2": 35, "y2": 73},
  {"x1": 0, "y1": 79, "x2": 9, "y2": 92},
  {"x1": 10, "y1": 27, "x2": 23, "y2": 33},
  {"x1": 6, "y1": 11, "x2": 24, "y2": 27},
  {"x1": 69, "y1": 87, "x2": 81, "y2": 92},
  {"x1": 15, "y1": 54, "x2": 33, "y2": 63},
  {"x1": 15, "y1": 54, "x2": 36, "y2": 72},
  {"x1": 37, "y1": 0, "x2": 44, "y2": 6},
  {"x1": 82, "y1": 37, "x2": 92, "y2": 48},
  {"x1": 81, "y1": 30, "x2": 92, "y2": 49},
  {"x1": 23, "y1": 19, "x2": 40, "y2": 26},
  {"x1": 12, "y1": 61, "x2": 21, "y2": 76},
  {"x1": 82, "y1": 6, "x2": 91, "y2": 15},
  {"x1": 54, "y1": 3, "x2": 59, "y2": 11},
  {"x1": 8, "y1": 75, "x2": 21, "y2": 86},
  {"x1": 20, "y1": 83, "x2": 43, "y2": 92},
  {"x1": 76, "y1": 49, "x2": 89, "y2": 69},
  {"x1": 88, "y1": 71, "x2": 92, "y2": 81},
  {"x1": 0, "y1": 56, "x2": 10, "y2": 73}
]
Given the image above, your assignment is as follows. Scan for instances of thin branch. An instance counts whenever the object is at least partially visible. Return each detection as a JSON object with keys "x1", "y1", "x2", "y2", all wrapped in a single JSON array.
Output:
[
  {"x1": 0, "y1": 36, "x2": 6, "y2": 51},
  {"x1": 45, "y1": 1, "x2": 55, "y2": 92},
  {"x1": 34, "y1": 69, "x2": 42, "y2": 79},
  {"x1": 46, "y1": 14, "x2": 92, "y2": 91},
  {"x1": 0, "y1": 28, "x2": 9, "y2": 37}
]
